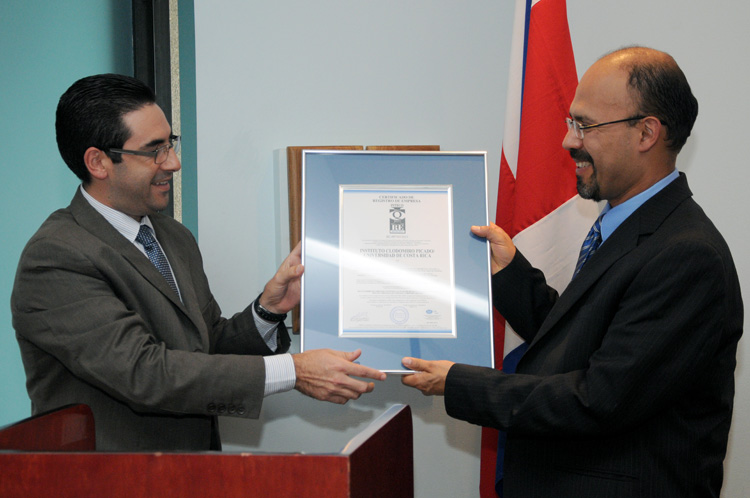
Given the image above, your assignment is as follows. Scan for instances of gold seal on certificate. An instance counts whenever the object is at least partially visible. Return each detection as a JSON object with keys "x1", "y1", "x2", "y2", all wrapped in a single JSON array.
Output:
[{"x1": 339, "y1": 185, "x2": 456, "y2": 338}]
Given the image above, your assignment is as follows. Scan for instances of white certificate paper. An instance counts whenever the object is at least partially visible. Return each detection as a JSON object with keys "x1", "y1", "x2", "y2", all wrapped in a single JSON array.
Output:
[{"x1": 339, "y1": 185, "x2": 456, "y2": 338}]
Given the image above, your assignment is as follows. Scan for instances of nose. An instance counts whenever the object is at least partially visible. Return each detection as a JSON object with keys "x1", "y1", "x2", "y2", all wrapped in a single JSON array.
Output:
[
  {"x1": 562, "y1": 127, "x2": 582, "y2": 151},
  {"x1": 161, "y1": 148, "x2": 181, "y2": 172}
]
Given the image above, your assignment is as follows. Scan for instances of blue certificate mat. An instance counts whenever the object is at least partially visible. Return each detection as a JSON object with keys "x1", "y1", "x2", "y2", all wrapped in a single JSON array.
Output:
[{"x1": 301, "y1": 150, "x2": 494, "y2": 373}]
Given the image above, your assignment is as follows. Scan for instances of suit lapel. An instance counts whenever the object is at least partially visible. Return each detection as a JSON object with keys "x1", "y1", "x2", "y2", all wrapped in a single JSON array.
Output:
[
  {"x1": 69, "y1": 190, "x2": 205, "y2": 336},
  {"x1": 530, "y1": 221, "x2": 637, "y2": 348},
  {"x1": 524, "y1": 174, "x2": 693, "y2": 350},
  {"x1": 152, "y1": 219, "x2": 211, "y2": 347}
]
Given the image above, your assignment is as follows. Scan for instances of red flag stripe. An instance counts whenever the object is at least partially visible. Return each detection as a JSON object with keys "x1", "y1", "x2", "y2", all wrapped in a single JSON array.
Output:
[{"x1": 481, "y1": 1, "x2": 579, "y2": 496}]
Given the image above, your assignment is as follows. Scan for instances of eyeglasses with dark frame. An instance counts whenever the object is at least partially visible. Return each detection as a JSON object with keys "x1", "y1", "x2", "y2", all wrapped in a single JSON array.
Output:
[
  {"x1": 109, "y1": 135, "x2": 181, "y2": 165},
  {"x1": 565, "y1": 116, "x2": 645, "y2": 140}
]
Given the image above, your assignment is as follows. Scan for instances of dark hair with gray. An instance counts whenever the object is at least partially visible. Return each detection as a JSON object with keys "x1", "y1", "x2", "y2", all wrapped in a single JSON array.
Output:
[
  {"x1": 55, "y1": 74, "x2": 157, "y2": 183},
  {"x1": 610, "y1": 47, "x2": 698, "y2": 153}
]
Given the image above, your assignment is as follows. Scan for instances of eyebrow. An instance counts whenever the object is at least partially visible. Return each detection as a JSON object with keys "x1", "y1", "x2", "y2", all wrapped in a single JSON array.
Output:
[
  {"x1": 140, "y1": 134, "x2": 176, "y2": 150},
  {"x1": 568, "y1": 112, "x2": 587, "y2": 122}
]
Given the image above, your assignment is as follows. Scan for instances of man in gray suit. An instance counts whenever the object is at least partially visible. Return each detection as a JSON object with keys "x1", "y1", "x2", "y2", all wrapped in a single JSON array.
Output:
[
  {"x1": 11, "y1": 73, "x2": 385, "y2": 451},
  {"x1": 401, "y1": 47, "x2": 743, "y2": 497}
]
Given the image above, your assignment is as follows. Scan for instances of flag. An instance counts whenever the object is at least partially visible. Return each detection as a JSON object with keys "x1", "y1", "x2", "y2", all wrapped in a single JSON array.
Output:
[{"x1": 479, "y1": 0, "x2": 600, "y2": 496}]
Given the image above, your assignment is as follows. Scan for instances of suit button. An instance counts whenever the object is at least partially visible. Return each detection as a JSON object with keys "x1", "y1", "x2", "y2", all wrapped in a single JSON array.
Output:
[
  {"x1": 237, "y1": 405, "x2": 246, "y2": 415},
  {"x1": 228, "y1": 404, "x2": 237, "y2": 414},
  {"x1": 207, "y1": 403, "x2": 217, "y2": 414},
  {"x1": 217, "y1": 404, "x2": 227, "y2": 414}
]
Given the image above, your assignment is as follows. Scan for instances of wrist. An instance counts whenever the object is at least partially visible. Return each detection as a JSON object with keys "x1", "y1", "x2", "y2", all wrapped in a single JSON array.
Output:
[{"x1": 254, "y1": 292, "x2": 288, "y2": 322}]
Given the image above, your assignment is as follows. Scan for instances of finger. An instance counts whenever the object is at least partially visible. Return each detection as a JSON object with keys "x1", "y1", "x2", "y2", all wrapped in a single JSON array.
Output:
[
  {"x1": 274, "y1": 244, "x2": 304, "y2": 281},
  {"x1": 295, "y1": 374, "x2": 373, "y2": 403},
  {"x1": 290, "y1": 240, "x2": 301, "y2": 258},
  {"x1": 312, "y1": 389, "x2": 350, "y2": 405},
  {"x1": 348, "y1": 381, "x2": 376, "y2": 395},
  {"x1": 290, "y1": 263, "x2": 304, "y2": 279},
  {"x1": 401, "y1": 373, "x2": 419, "y2": 388},
  {"x1": 277, "y1": 262, "x2": 304, "y2": 284},
  {"x1": 326, "y1": 378, "x2": 375, "y2": 400},
  {"x1": 343, "y1": 362, "x2": 386, "y2": 382},
  {"x1": 279, "y1": 242, "x2": 302, "y2": 267},
  {"x1": 338, "y1": 350, "x2": 386, "y2": 381},
  {"x1": 401, "y1": 374, "x2": 433, "y2": 395}
]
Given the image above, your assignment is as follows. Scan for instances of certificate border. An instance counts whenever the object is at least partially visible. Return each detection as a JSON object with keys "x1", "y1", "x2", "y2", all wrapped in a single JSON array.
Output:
[
  {"x1": 337, "y1": 184, "x2": 457, "y2": 339},
  {"x1": 300, "y1": 150, "x2": 494, "y2": 373}
]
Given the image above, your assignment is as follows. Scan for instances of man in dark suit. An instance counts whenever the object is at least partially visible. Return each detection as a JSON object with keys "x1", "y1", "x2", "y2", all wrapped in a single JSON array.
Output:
[
  {"x1": 401, "y1": 46, "x2": 743, "y2": 497},
  {"x1": 11, "y1": 73, "x2": 385, "y2": 451}
]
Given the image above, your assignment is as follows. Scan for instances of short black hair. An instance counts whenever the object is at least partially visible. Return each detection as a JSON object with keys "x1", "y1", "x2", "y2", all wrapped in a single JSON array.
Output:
[
  {"x1": 610, "y1": 47, "x2": 698, "y2": 152},
  {"x1": 55, "y1": 74, "x2": 157, "y2": 182}
]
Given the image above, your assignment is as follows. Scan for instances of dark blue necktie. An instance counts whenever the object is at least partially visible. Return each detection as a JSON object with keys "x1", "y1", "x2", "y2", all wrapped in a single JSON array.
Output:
[
  {"x1": 136, "y1": 225, "x2": 180, "y2": 299},
  {"x1": 573, "y1": 216, "x2": 603, "y2": 278}
]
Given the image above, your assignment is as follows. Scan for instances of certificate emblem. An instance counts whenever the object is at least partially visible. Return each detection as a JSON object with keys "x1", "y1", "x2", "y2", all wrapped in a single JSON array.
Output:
[{"x1": 389, "y1": 205, "x2": 406, "y2": 234}]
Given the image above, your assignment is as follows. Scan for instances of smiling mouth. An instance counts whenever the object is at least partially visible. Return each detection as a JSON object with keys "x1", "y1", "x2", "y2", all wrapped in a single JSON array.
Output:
[{"x1": 570, "y1": 151, "x2": 593, "y2": 171}]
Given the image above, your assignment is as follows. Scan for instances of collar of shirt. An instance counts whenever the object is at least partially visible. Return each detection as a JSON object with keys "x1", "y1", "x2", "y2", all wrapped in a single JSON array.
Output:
[
  {"x1": 79, "y1": 185, "x2": 155, "y2": 248},
  {"x1": 599, "y1": 169, "x2": 680, "y2": 242}
]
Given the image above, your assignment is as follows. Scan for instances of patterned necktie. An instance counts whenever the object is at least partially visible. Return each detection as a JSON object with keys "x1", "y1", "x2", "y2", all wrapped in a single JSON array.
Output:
[
  {"x1": 573, "y1": 216, "x2": 603, "y2": 278},
  {"x1": 135, "y1": 225, "x2": 180, "y2": 299}
]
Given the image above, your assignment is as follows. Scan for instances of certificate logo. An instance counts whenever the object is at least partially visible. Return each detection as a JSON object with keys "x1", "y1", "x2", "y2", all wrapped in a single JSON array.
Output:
[{"x1": 390, "y1": 205, "x2": 406, "y2": 234}]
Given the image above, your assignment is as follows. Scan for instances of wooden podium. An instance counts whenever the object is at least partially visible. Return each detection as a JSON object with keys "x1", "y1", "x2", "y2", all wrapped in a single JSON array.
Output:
[{"x1": 0, "y1": 404, "x2": 413, "y2": 497}]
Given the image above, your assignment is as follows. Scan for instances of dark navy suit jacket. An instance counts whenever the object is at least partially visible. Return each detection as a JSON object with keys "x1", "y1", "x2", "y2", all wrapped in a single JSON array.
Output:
[{"x1": 446, "y1": 174, "x2": 743, "y2": 497}]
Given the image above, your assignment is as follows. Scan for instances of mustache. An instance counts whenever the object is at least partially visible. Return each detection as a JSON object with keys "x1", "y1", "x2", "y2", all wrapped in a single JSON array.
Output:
[{"x1": 570, "y1": 149, "x2": 593, "y2": 163}]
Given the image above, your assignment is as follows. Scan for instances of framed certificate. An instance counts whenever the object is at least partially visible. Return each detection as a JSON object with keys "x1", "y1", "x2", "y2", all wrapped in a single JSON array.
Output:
[{"x1": 301, "y1": 150, "x2": 494, "y2": 373}]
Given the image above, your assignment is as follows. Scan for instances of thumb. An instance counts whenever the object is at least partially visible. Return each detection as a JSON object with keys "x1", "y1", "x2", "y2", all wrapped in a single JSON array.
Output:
[
  {"x1": 345, "y1": 349, "x2": 363, "y2": 362},
  {"x1": 480, "y1": 222, "x2": 507, "y2": 243},
  {"x1": 402, "y1": 357, "x2": 427, "y2": 372},
  {"x1": 470, "y1": 225, "x2": 489, "y2": 238}
]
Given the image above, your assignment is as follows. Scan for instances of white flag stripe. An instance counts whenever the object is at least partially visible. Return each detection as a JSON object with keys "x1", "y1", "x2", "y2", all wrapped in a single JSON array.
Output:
[
  {"x1": 503, "y1": 0, "x2": 547, "y2": 179},
  {"x1": 504, "y1": 195, "x2": 602, "y2": 355},
  {"x1": 501, "y1": 0, "x2": 527, "y2": 177}
]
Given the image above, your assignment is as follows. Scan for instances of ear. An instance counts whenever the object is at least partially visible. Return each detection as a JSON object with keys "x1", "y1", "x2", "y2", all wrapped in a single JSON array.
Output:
[
  {"x1": 637, "y1": 116, "x2": 663, "y2": 152},
  {"x1": 83, "y1": 147, "x2": 111, "y2": 181}
]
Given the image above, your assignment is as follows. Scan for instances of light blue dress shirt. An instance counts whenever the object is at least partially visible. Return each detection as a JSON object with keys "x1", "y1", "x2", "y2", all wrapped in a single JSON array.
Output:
[{"x1": 598, "y1": 169, "x2": 680, "y2": 242}]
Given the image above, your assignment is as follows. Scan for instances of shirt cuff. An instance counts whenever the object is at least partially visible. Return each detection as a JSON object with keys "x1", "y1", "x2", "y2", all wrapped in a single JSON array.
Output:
[
  {"x1": 252, "y1": 299, "x2": 280, "y2": 351},
  {"x1": 263, "y1": 353, "x2": 296, "y2": 396}
]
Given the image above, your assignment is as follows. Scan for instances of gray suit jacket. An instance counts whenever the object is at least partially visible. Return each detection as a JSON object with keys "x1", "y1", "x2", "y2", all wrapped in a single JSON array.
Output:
[
  {"x1": 11, "y1": 189, "x2": 290, "y2": 451},
  {"x1": 445, "y1": 174, "x2": 743, "y2": 497}
]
